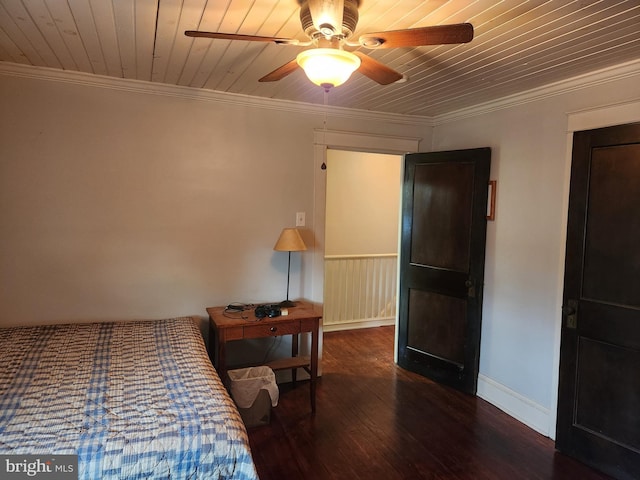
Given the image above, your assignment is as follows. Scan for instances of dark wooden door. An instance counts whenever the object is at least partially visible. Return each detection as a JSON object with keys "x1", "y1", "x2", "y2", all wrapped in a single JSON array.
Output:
[
  {"x1": 556, "y1": 123, "x2": 640, "y2": 480},
  {"x1": 398, "y1": 148, "x2": 491, "y2": 394}
]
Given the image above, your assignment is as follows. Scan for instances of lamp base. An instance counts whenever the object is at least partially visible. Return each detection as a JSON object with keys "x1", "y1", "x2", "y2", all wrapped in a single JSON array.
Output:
[{"x1": 279, "y1": 300, "x2": 296, "y2": 308}]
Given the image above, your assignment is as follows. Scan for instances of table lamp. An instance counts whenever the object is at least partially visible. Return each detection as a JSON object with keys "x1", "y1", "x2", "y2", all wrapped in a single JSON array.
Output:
[{"x1": 273, "y1": 228, "x2": 307, "y2": 307}]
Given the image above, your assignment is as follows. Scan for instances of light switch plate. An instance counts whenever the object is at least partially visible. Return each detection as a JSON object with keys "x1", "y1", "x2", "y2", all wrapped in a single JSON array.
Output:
[{"x1": 296, "y1": 212, "x2": 305, "y2": 227}]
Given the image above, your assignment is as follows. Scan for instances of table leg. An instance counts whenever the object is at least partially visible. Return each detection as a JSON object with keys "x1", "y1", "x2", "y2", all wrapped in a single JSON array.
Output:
[
  {"x1": 217, "y1": 333, "x2": 228, "y2": 384},
  {"x1": 291, "y1": 333, "x2": 299, "y2": 385},
  {"x1": 310, "y1": 324, "x2": 319, "y2": 413}
]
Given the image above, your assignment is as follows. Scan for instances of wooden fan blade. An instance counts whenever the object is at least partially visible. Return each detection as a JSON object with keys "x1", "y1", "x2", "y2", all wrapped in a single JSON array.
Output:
[
  {"x1": 258, "y1": 59, "x2": 301, "y2": 82},
  {"x1": 359, "y1": 23, "x2": 473, "y2": 49},
  {"x1": 185, "y1": 30, "x2": 300, "y2": 45},
  {"x1": 352, "y1": 52, "x2": 403, "y2": 85}
]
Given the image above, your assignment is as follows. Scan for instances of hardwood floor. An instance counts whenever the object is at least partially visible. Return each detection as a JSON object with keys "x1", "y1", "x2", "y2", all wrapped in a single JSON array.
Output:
[{"x1": 247, "y1": 326, "x2": 611, "y2": 479}]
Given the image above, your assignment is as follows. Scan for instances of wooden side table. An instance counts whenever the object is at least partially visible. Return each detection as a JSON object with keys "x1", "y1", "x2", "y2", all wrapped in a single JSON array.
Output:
[{"x1": 206, "y1": 301, "x2": 322, "y2": 413}]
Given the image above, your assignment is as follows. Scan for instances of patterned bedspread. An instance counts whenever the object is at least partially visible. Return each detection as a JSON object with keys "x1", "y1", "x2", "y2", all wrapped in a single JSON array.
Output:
[{"x1": 0, "y1": 318, "x2": 259, "y2": 480}]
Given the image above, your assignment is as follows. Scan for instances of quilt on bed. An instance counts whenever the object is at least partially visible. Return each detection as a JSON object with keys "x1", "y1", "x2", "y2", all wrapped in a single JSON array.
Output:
[{"x1": 0, "y1": 318, "x2": 259, "y2": 480}]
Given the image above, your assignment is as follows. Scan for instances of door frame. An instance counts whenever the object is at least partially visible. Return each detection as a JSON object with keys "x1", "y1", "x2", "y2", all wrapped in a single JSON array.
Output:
[
  {"x1": 310, "y1": 129, "x2": 422, "y2": 361},
  {"x1": 550, "y1": 99, "x2": 640, "y2": 439}
]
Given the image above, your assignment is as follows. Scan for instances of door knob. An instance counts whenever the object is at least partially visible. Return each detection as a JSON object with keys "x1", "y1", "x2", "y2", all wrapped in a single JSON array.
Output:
[
  {"x1": 465, "y1": 279, "x2": 476, "y2": 298},
  {"x1": 562, "y1": 300, "x2": 578, "y2": 329}
]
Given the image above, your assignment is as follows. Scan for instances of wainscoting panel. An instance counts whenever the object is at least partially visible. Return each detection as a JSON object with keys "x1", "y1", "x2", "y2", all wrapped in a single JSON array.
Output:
[{"x1": 324, "y1": 254, "x2": 397, "y2": 332}]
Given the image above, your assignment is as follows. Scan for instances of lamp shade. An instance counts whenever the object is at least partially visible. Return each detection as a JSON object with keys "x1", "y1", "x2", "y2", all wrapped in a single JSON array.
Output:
[
  {"x1": 296, "y1": 48, "x2": 361, "y2": 89},
  {"x1": 274, "y1": 228, "x2": 307, "y2": 252}
]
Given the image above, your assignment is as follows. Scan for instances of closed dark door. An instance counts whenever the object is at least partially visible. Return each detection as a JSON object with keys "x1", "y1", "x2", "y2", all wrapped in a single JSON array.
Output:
[
  {"x1": 556, "y1": 123, "x2": 640, "y2": 479},
  {"x1": 398, "y1": 148, "x2": 491, "y2": 394}
]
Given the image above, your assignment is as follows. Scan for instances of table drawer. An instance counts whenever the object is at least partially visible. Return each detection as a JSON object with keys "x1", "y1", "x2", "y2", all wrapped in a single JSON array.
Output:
[{"x1": 243, "y1": 320, "x2": 300, "y2": 338}]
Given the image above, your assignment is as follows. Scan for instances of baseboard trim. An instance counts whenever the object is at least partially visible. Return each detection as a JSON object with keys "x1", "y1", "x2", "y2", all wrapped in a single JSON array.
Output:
[
  {"x1": 323, "y1": 318, "x2": 396, "y2": 332},
  {"x1": 477, "y1": 374, "x2": 552, "y2": 438}
]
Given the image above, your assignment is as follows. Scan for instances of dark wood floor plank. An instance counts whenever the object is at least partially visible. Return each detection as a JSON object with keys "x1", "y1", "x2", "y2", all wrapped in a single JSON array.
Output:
[{"x1": 247, "y1": 326, "x2": 611, "y2": 479}]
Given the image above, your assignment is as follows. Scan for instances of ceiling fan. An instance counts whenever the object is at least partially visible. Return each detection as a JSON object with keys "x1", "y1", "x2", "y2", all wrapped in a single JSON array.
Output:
[{"x1": 185, "y1": 0, "x2": 473, "y2": 90}]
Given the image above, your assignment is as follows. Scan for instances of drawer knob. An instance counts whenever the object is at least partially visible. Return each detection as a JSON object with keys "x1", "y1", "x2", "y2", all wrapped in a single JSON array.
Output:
[{"x1": 270, "y1": 326, "x2": 277, "y2": 333}]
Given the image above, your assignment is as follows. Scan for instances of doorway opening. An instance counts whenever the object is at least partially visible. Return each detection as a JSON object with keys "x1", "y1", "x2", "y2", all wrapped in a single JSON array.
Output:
[
  {"x1": 323, "y1": 149, "x2": 402, "y2": 333},
  {"x1": 308, "y1": 129, "x2": 422, "y2": 365}
]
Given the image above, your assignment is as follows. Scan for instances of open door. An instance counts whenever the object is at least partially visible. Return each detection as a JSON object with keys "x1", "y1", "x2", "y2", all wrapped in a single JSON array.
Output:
[
  {"x1": 397, "y1": 148, "x2": 491, "y2": 394},
  {"x1": 556, "y1": 122, "x2": 640, "y2": 479}
]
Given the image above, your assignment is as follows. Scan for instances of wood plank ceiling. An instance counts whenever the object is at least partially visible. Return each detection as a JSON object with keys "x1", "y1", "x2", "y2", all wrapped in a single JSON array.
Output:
[{"x1": 1, "y1": 0, "x2": 639, "y2": 117}]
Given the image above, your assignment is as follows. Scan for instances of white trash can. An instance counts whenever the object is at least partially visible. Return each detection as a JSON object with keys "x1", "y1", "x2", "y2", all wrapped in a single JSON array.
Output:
[{"x1": 228, "y1": 366, "x2": 279, "y2": 427}]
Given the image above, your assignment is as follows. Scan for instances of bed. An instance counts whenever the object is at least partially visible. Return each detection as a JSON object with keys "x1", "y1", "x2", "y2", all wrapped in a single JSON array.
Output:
[{"x1": 0, "y1": 318, "x2": 259, "y2": 480}]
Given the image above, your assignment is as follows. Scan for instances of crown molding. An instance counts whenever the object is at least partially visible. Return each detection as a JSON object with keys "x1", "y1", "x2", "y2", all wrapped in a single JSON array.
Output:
[
  {"x1": 6, "y1": 59, "x2": 636, "y2": 129},
  {"x1": 433, "y1": 58, "x2": 640, "y2": 126},
  {"x1": 0, "y1": 62, "x2": 431, "y2": 128}
]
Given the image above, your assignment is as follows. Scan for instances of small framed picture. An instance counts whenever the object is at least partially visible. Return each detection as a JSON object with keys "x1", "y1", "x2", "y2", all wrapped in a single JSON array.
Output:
[{"x1": 487, "y1": 180, "x2": 496, "y2": 221}]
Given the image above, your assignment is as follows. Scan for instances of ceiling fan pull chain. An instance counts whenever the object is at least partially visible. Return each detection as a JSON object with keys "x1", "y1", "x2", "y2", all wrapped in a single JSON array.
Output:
[
  {"x1": 321, "y1": 89, "x2": 329, "y2": 170},
  {"x1": 323, "y1": 89, "x2": 329, "y2": 139}
]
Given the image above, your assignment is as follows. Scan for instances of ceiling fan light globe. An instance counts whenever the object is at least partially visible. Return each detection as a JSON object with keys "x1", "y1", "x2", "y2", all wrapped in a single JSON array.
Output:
[{"x1": 296, "y1": 48, "x2": 361, "y2": 88}]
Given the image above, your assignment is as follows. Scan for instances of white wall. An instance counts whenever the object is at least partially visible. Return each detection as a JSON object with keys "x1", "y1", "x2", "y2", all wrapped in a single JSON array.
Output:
[
  {"x1": 325, "y1": 150, "x2": 401, "y2": 256},
  {"x1": 432, "y1": 61, "x2": 640, "y2": 436},
  {"x1": 0, "y1": 64, "x2": 429, "y2": 329}
]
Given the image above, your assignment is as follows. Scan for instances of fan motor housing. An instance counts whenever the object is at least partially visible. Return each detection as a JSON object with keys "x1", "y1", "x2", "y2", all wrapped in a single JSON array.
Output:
[{"x1": 300, "y1": 0, "x2": 360, "y2": 40}]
